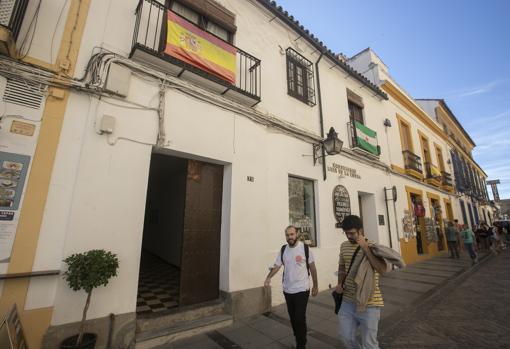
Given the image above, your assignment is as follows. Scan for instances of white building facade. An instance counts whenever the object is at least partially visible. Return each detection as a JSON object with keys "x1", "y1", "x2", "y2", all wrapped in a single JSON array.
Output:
[{"x1": 0, "y1": 1, "x2": 492, "y2": 348}]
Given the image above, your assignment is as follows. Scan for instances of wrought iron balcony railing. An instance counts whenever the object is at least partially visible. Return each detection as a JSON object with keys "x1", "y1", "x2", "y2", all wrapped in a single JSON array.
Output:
[
  {"x1": 424, "y1": 162, "x2": 442, "y2": 182},
  {"x1": 131, "y1": 0, "x2": 261, "y2": 103},
  {"x1": 441, "y1": 171, "x2": 453, "y2": 187},
  {"x1": 0, "y1": 0, "x2": 28, "y2": 41},
  {"x1": 403, "y1": 150, "x2": 423, "y2": 174},
  {"x1": 347, "y1": 120, "x2": 381, "y2": 156}
]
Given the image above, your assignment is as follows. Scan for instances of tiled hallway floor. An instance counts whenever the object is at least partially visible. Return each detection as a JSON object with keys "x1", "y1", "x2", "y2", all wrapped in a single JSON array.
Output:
[{"x1": 137, "y1": 251, "x2": 180, "y2": 314}]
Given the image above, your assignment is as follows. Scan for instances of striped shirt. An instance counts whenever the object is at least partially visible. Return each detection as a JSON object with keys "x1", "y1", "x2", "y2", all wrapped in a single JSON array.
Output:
[{"x1": 339, "y1": 241, "x2": 384, "y2": 307}]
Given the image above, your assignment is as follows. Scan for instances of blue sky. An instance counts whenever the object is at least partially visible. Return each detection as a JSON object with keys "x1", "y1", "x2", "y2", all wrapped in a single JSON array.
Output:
[{"x1": 275, "y1": 0, "x2": 510, "y2": 199}]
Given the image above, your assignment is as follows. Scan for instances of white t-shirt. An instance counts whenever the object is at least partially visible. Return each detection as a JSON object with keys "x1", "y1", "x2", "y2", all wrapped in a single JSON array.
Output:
[{"x1": 274, "y1": 241, "x2": 315, "y2": 294}]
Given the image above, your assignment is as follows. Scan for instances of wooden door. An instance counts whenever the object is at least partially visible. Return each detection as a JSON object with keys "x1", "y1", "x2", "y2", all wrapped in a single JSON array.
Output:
[{"x1": 179, "y1": 160, "x2": 223, "y2": 306}]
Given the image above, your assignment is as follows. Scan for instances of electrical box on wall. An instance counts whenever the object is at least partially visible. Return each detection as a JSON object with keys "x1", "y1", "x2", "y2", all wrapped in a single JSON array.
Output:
[
  {"x1": 105, "y1": 63, "x2": 131, "y2": 97},
  {"x1": 99, "y1": 115, "x2": 116, "y2": 135}
]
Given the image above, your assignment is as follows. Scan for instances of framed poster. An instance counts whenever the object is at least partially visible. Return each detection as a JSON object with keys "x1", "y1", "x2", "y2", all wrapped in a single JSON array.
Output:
[
  {"x1": 0, "y1": 152, "x2": 31, "y2": 263},
  {"x1": 0, "y1": 152, "x2": 30, "y2": 211}
]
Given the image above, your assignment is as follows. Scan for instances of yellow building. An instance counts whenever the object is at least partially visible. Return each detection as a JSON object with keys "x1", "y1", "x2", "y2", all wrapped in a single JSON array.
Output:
[{"x1": 349, "y1": 48, "x2": 492, "y2": 265}]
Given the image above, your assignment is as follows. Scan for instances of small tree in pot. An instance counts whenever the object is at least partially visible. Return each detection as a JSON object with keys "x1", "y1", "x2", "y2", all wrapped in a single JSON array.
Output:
[{"x1": 61, "y1": 249, "x2": 119, "y2": 349}]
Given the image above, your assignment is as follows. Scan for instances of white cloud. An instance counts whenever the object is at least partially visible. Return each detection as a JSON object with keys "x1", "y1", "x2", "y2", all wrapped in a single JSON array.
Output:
[{"x1": 447, "y1": 80, "x2": 502, "y2": 99}]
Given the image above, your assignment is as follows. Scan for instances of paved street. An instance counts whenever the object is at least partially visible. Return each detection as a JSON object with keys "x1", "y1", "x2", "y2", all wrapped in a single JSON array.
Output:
[
  {"x1": 152, "y1": 249, "x2": 509, "y2": 349},
  {"x1": 380, "y1": 250, "x2": 510, "y2": 349}
]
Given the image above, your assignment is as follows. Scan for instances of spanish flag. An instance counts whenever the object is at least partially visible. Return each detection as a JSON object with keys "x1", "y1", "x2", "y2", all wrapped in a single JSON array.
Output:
[{"x1": 165, "y1": 11, "x2": 236, "y2": 84}]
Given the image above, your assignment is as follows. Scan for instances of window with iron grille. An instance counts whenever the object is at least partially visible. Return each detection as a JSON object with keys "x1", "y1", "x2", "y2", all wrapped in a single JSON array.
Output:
[
  {"x1": 286, "y1": 48, "x2": 316, "y2": 106},
  {"x1": 288, "y1": 176, "x2": 317, "y2": 246}
]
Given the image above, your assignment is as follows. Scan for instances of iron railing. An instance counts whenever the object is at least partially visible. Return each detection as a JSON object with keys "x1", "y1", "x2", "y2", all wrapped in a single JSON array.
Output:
[
  {"x1": 132, "y1": 0, "x2": 261, "y2": 100},
  {"x1": 347, "y1": 120, "x2": 380, "y2": 156},
  {"x1": 424, "y1": 162, "x2": 441, "y2": 181},
  {"x1": 0, "y1": 0, "x2": 28, "y2": 41},
  {"x1": 403, "y1": 150, "x2": 423, "y2": 174},
  {"x1": 441, "y1": 171, "x2": 453, "y2": 187}
]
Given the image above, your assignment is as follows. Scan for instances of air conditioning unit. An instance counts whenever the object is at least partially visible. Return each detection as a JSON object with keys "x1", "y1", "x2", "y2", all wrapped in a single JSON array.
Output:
[{"x1": 0, "y1": 0, "x2": 29, "y2": 58}]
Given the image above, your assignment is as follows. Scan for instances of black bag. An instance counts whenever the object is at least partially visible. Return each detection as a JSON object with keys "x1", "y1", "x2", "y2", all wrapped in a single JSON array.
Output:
[{"x1": 332, "y1": 246, "x2": 361, "y2": 314}]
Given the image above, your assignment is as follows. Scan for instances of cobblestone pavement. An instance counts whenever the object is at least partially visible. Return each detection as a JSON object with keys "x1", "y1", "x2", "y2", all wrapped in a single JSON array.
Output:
[
  {"x1": 379, "y1": 250, "x2": 510, "y2": 349},
  {"x1": 151, "y1": 250, "x2": 507, "y2": 348}
]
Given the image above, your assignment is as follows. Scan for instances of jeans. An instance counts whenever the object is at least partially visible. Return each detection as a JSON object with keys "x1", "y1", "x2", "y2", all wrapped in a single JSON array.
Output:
[
  {"x1": 284, "y1": 290, "x2": 310, "y2": 349},
  {"x1": 447, "y1": 240, "x2": 460, "y2": 258},
  {"x1": 465, "y1": 243, "x2": 477, "y2": 261},
  {"x1": 338, "y1": 300, "x2": 381, "y2": 349}
]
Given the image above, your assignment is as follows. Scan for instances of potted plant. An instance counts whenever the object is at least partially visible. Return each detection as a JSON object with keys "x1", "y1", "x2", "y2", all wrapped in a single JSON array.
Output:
[{"x1": 61, "y1": 249, "x2": 119, "y2": 349}]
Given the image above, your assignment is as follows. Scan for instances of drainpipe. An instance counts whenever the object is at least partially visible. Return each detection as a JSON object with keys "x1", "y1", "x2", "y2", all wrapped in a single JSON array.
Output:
[
  {"x1": 315, "y1": 51, "x2": 326, "y2": 180},
  {"x1": 384, "y1": 187, "x2": 394, "y2": 249}
]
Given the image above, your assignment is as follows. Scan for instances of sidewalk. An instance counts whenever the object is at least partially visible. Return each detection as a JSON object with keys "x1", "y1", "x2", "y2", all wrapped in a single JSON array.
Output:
[{"x1": 154, "y1": 250, "x2": 492, "y2": 349}]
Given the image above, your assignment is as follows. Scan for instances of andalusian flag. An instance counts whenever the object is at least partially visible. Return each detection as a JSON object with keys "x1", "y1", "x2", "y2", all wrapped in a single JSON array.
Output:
[
  {"x1": 354, "y1": 121, "x2": 379, "y2": 155},
  {"x1": 165, "y1": 11, "x2": 236, "y2": 84}
]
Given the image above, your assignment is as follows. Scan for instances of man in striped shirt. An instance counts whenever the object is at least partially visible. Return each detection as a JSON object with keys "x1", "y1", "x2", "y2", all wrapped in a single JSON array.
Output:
[{"x1": 335, "y1": 215, "x2": 387, "y2": 349}]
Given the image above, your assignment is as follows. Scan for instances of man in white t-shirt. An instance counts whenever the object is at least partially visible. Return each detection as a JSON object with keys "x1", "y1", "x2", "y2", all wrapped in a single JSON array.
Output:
[{"x1": 264, "y1": 226, "x2": 318, "y2": 349}]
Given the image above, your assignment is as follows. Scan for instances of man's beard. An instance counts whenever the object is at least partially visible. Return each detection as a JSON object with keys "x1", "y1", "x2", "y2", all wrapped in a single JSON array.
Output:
[
  {"x1": 348, "y1": 238, "x2": 357, "y2": 244},
  {"x1": 287, "y1": 238, "x2": 297, "y2": 246}
]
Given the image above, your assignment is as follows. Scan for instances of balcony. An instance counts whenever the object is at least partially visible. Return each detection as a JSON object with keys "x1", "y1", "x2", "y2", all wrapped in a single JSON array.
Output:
[
  {"x1": 347, "y1": 120, "x2": 381, "y2": 158},
  {"x1": 0, "y1": 0, "x2": 28, "y2": 57},
  {"x1": 131, "y1": 0, "x2": 261, "y2": 106},
  {"x1": 402, "y1": 150, "x2": 423, "y2": 179},
  {"x1": 424, "y1": 162, "x2": 442, "y2": 187},
  {"x1": 441, "y1": 171, "x2": 454, "y2": 192}
]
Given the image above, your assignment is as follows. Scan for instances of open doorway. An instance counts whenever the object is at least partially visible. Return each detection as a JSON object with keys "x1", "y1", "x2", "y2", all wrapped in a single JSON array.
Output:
[
  {"x1": 358, "y1": 192, "x2": 379, "y2": 243},
  {"x1": 410, "y1": 193, "x2": 426, "y2": 255},
  {"x1": 137, "y1": 154, "x2": 223, "y2": 315}
]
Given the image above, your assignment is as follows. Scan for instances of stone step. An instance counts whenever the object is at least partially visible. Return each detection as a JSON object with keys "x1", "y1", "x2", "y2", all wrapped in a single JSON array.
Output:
[
  {"x1": 136, "y1": 299, "x2": 226, "y2": 333},
  {"x1": 134, "y1": 314, "x2": 233, "y2": 349}
]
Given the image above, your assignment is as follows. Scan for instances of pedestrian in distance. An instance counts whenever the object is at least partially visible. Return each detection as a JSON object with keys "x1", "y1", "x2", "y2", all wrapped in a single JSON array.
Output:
[
  {"x1": 494, "y1": 226, "x2": 504, "y2": 254},
  {"x1": 454, "y1": 219, "x2": 465, "y2": 252},
  {"x1": 264, "y1": 225, "x2": 318, "y2": 349},
  {"x1": 476, "y1": 222, "x2": 490, "y2": 251},
  {"x1": 446, "y1": 221, "x2": 460, "y2": 259},
  {"x1": 461, "y1": 224, "x2": 478, "y2": 265},
  {"x1": 335, "y1": 215, "x2": 388, "y2": 349}
]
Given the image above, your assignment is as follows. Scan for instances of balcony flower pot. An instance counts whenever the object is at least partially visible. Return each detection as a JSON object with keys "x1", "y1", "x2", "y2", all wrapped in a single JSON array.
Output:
[{"x1": 60, "y1": 250, "x2": 119, "y2": 349}]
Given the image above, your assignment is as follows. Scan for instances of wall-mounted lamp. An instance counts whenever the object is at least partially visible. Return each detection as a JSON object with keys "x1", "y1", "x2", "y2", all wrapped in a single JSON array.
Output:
[
  {"x1": 383, "y1": 118, "x2": 392, "y2": 127},
  {"x1": 313, "y1": 127, "x2": 343, "y2": 165}
]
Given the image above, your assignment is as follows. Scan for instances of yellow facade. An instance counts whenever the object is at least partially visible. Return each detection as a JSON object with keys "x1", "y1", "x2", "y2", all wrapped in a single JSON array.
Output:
[{"x1": 0, "y1": 1, "x2": 91, "y2": 348}]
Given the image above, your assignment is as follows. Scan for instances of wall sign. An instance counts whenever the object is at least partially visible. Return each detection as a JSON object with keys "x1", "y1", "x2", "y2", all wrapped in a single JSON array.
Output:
[
  {"x1": 333, "y1": 185, "x2": 351, "y2": 228},
  {"x1": 378, "y1": 214, "x2": 385, "y2": 225},
  {"x1": 327, "y1": 163, "x2": 361, "y2": 179}
]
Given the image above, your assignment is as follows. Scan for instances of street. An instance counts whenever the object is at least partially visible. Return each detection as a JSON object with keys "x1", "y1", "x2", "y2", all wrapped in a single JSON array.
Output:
[
  {"x1": 380, "y1": 250, "x2": 510, "y2": 349},
  {"x1": 156, "y1": 250, "x2": 510, "y2": 349}
]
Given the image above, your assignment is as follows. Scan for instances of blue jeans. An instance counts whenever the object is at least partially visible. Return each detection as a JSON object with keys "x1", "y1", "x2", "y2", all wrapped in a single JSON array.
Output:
[
  {"x1": 338, "y1": 300, "x2": 381, "y2": 349},
  {"x1": 464, "y1": 242, "x2": 477, "y2": 260}
]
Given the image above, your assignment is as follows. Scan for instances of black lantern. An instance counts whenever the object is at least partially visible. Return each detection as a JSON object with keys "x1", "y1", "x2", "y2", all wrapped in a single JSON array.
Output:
[{"x1": 313, "y1": 127, "x2": 343, "y2": 165}]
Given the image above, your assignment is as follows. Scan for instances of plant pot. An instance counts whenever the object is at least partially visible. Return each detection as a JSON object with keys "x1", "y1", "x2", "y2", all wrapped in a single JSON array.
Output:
[{"x1": 60, "y1": 333, "x2": 97, "y2": 349}]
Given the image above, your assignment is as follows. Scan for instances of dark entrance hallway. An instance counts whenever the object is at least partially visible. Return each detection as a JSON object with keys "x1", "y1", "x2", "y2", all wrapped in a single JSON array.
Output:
[{"x1": 137, "y1": 154, "x2": 223, "y2": 315}]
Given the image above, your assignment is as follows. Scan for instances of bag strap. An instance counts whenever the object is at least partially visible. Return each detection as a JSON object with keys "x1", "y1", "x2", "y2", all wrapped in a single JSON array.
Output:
[
  {"x1": 280, "y1": 244, "x2": 286, "y2": 282},
  {"x1": 280, "y1": 244, "x2": 286, "y2": 265},
  {"x1": 341, "y1": 246, "x2": 361, "y2": 287},
  {"x1": 304, "y1": 243, "x2": 310, "y2": 276}
]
